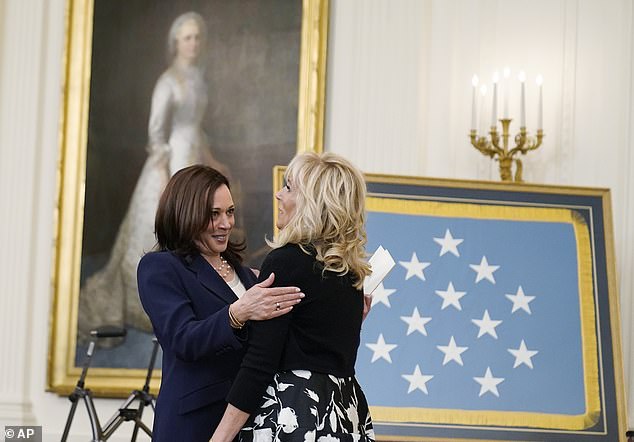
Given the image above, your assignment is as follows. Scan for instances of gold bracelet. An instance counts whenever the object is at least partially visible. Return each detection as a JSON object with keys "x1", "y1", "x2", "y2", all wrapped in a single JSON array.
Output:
[
  {"x1": 228, "y1": 309, "x2": 239, "y2": 329},
  {"x1": 231, "y1": 312, "x2": 244, "y2": 329},
  {"x1": 228, "y1": 306, "x2": 238, "y2": 328},
  {"x1": 228, "y1": 304, "x2": 245, "y2": 329}
]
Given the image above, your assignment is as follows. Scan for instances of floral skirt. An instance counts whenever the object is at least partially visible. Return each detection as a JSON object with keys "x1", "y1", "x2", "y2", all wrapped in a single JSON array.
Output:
[{"x1": 240, "y1": 370, "x2": 375, "y2": 442}]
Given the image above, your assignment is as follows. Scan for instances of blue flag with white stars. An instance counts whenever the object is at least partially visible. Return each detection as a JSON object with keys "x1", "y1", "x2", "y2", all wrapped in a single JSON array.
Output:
[{"x1": 356, "y1": 196, "x2": 598, "y2": 431}]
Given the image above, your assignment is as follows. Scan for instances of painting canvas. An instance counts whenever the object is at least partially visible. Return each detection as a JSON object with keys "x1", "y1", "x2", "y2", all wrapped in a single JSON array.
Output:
[{"x1": 48, "y1": 0, "x2": 328, "y2": 396}]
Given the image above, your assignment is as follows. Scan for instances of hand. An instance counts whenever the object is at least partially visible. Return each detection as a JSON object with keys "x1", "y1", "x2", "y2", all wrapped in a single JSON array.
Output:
[
  {"x1": 362, "y1": 294, "x2": 372, "y2": 321},
  {"x1": 231, "y1": 273, "x2": 304, "y2": 323}
]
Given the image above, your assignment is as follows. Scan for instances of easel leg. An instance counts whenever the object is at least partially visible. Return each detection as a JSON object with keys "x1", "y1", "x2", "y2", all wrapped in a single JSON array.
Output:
[
  {"x1": 130, "y1": 400, "x2": 145, "y2": 442},
  {"x1": 60, "y1": 397, "x2": 80, "y2": 442}
]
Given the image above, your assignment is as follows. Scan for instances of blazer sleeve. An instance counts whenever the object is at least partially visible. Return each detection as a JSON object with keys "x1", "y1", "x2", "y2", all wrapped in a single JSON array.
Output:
[
  {"x1": 137, "y1": 253, "x2": 243, "y2": 362},
  {"x1": 225, "y1": 249, "x2": 295, "y2": 412}
]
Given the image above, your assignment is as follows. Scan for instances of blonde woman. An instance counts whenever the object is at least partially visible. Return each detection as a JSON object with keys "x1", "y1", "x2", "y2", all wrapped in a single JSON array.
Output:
[{"x1": 211, "y1": 152, "x2": 375, "y2": 442}]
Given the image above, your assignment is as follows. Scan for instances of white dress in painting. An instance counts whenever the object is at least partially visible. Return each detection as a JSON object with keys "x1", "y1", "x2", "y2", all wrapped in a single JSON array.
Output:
[{"x1": 78, "y1": 64, "x2": 226, "y2": 341}]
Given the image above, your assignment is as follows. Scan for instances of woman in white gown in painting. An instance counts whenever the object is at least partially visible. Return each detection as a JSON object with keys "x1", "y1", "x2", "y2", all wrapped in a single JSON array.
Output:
[{"x1": 78, "y1": 11, "x2": 228, "y2": 343}]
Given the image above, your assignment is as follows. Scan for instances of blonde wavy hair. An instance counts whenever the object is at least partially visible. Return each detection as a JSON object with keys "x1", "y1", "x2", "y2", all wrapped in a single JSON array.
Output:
[{"x1": 269, "y1": 152, "x2": 371, "y2": 289}]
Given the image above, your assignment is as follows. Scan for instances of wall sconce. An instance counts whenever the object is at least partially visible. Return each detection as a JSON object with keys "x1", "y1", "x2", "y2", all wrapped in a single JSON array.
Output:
[{"x1": 469, "y1": 68, "x2": 544, "y2": 182}]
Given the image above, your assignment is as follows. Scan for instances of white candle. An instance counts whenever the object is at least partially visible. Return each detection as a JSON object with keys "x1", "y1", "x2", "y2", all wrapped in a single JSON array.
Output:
[
  {"x1": 479, "y1": 84, "x2": 487, "y2": 133},
  {"x1": 491, "y1": 71, "x2": 499, "y2": 127},
  {"x1": 503, "y1": 67, "x2": 510, "y2": 118},
  {"x1": 471, "y1": 74, "x2": 479, "y2": 131},
  {"x1": 536, "y1": 74, "x2": 543, "y2": 130},
  {"x1": 519, "y1": 71, "x2": 526, "y2": 127}
]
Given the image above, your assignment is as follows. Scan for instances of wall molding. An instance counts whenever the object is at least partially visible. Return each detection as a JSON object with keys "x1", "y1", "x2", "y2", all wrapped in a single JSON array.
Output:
[{"x1": 0, "y1": 0, "x2": 46, "y2": 427}]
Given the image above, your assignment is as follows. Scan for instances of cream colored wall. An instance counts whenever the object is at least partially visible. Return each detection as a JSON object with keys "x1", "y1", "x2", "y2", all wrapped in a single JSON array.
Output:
[
  {"x1": 0, "y1": 0, "x2": 631, "y2": 440},
  {"x1": 326, "y1": 0, "x2": 634, "y2": 431}
]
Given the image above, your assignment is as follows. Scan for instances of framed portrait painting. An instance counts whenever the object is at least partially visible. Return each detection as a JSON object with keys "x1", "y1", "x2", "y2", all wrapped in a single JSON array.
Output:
[{"x1": 48, "y1": 0, "x2": 328, "y2": 396}]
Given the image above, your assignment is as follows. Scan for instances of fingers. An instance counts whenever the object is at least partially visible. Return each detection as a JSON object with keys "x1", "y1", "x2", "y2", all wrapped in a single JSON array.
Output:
[
  {"x1": 265, "y1": 289, "x2": 303, "y2": 313},
  {"x1": 250, "y1": 297, "x2": 300, "y2": 321},
  {"x1": 264, "y1": 296, "x2": 301, "y2": 319},
  {"x1": 267, "y1": 286, "x2": 302, "y2": 297},
  {"x1": 265, "y1": 298, "x2": 299, "y2": 318},
  {"x1": 269, "y1": 305, "x2": 294, "y2": 319},
  {"x1": 275, "y1": 292, "x2": 305, "y2": 303},
  {"x1": 275, "y1": 297, "x2": 302, "y2": 310}
]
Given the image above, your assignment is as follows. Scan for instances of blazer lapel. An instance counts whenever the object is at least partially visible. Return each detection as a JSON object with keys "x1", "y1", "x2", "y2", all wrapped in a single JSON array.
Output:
[{"x1": 188, "y1": 254, "x2": 237, "y2": 305}]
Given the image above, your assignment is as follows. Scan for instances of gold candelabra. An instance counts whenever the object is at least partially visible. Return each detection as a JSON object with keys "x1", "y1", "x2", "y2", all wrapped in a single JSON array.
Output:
[{"x1": 469, "y1": 119, "x2": 544, "y2": 182}]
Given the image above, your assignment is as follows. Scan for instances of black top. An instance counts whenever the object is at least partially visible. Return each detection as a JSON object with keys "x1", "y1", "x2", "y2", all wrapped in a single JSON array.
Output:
[{"x1": 226, "y1": 243, "x2": 365, "y2": 413}]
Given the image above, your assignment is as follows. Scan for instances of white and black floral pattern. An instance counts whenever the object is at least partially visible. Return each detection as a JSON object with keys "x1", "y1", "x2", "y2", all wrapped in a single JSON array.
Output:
[{"x1": 240, "y1": 370, "x2": 375, "y2": 442}]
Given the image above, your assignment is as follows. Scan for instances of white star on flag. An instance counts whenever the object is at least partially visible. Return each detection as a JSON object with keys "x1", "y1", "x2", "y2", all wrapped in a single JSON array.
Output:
[
  {"x1": 366, "y1": 333, "x2": 398, "y2": 363},
  {"x1": 435, "y1": 281, "x2": 467, "y2": 311},
  {"x1": 401, "y1": 365, "x2": 434, "y2": 394},
  {"x1": 473, "y1": 367, "x2": 504, "y2": 397},
  {"x1": 469, "y1": 255, "x2": 500, "y2": 284},
  {"x1": 370, "y1": 283, "x2": 396, "y2": 308},
  {"x1": 508, "y1": 340, "x2": 539, "y2": 369},
  {"x1": 471, "y1": 309, "x2": 503, "y2": 339},
  {"x1": 505, "y1": 285, "x2": 536, "y2": 314},
  {"x1": 433, "y1": 228, "x2": 463, "y2": 257},
  {"x1": 399, "y1": 252, "x2": 431, "y2": 281},
  {"x1": 436, "y1": 336, "x2": 468, "y2": 366},
  {"x1": 400, "y1": 307, "x2": 432, "y2": 336}
]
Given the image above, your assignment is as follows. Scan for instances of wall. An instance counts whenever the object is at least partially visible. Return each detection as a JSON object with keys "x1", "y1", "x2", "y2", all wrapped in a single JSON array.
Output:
[
  {"x1": 0, "y1": 0, "x2": 631, "y2": 439},
  {"x1": 326, "y1": 0, "x2": 634, "y2": 431}
]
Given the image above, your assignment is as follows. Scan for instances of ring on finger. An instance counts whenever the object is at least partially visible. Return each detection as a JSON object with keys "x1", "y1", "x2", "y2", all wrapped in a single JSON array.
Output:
[{"x1": 275, "y1": 302, "x2": 280, "y2": 311}]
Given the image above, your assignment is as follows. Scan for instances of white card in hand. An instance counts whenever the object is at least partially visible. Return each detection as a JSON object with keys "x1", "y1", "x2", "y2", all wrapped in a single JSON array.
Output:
[{"x1": 363, "y1": 245, "x2": 396, "y2": 295}]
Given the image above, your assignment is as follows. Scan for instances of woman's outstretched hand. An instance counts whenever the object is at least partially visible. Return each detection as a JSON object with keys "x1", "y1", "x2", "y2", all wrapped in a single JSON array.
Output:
[{"x1": 230, "y1": 273, "x2": 303, "y2": 323}]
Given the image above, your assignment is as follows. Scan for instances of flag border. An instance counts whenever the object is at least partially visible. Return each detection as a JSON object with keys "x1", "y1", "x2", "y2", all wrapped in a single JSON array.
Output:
[{"x1": 365, "y1": 197, "x2": 600, "y2": 430}]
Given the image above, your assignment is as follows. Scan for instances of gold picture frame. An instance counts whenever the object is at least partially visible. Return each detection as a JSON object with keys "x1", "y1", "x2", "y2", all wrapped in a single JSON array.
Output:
[{"x1": 48, "y1": 0, "x2": 329, "y2": 397}]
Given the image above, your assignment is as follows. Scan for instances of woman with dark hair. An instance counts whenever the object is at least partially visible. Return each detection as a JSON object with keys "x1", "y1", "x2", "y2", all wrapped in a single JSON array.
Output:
[{"x1": 137, "y1": 165, "x2": 303, "y2": 442}]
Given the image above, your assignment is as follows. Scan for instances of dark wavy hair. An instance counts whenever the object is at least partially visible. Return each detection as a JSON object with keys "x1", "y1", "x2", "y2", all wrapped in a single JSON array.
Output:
[{"x1": 154, "y1": 165, "x2": 245, "y2": 268}]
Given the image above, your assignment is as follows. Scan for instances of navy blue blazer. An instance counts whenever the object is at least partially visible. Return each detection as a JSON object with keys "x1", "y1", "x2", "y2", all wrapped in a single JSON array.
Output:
[{"x1": 137, "y1": 251, "x2": 257, "y2": 442}]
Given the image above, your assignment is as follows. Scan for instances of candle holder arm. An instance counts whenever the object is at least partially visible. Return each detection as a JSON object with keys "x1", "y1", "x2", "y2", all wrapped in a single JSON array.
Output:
[
  {"x1": 470, "y1": 130, "x2": 503, "y2": 158},
  {"x1": 510, "y1": 129, "x2": 544, "y2": 156}
]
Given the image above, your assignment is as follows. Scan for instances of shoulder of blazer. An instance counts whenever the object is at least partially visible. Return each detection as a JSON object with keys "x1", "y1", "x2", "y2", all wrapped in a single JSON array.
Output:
[
  {"x1": 262, "y1": 243, "x2": 314, "y2": 271},
  {"x1": 138, "y1": 250, "x2": 189, "y2": 274}
]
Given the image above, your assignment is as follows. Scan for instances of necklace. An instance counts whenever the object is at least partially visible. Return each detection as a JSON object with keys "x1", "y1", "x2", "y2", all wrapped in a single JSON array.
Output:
[{"x1": 212, "y1": 256, "x2": 232, "y2": 279}]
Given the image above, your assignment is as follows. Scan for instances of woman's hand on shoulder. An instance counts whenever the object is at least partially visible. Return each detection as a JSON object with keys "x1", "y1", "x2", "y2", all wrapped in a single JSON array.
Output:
[{"x1": 230, "y1": 273, "x2": 304, "y2": 323}]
